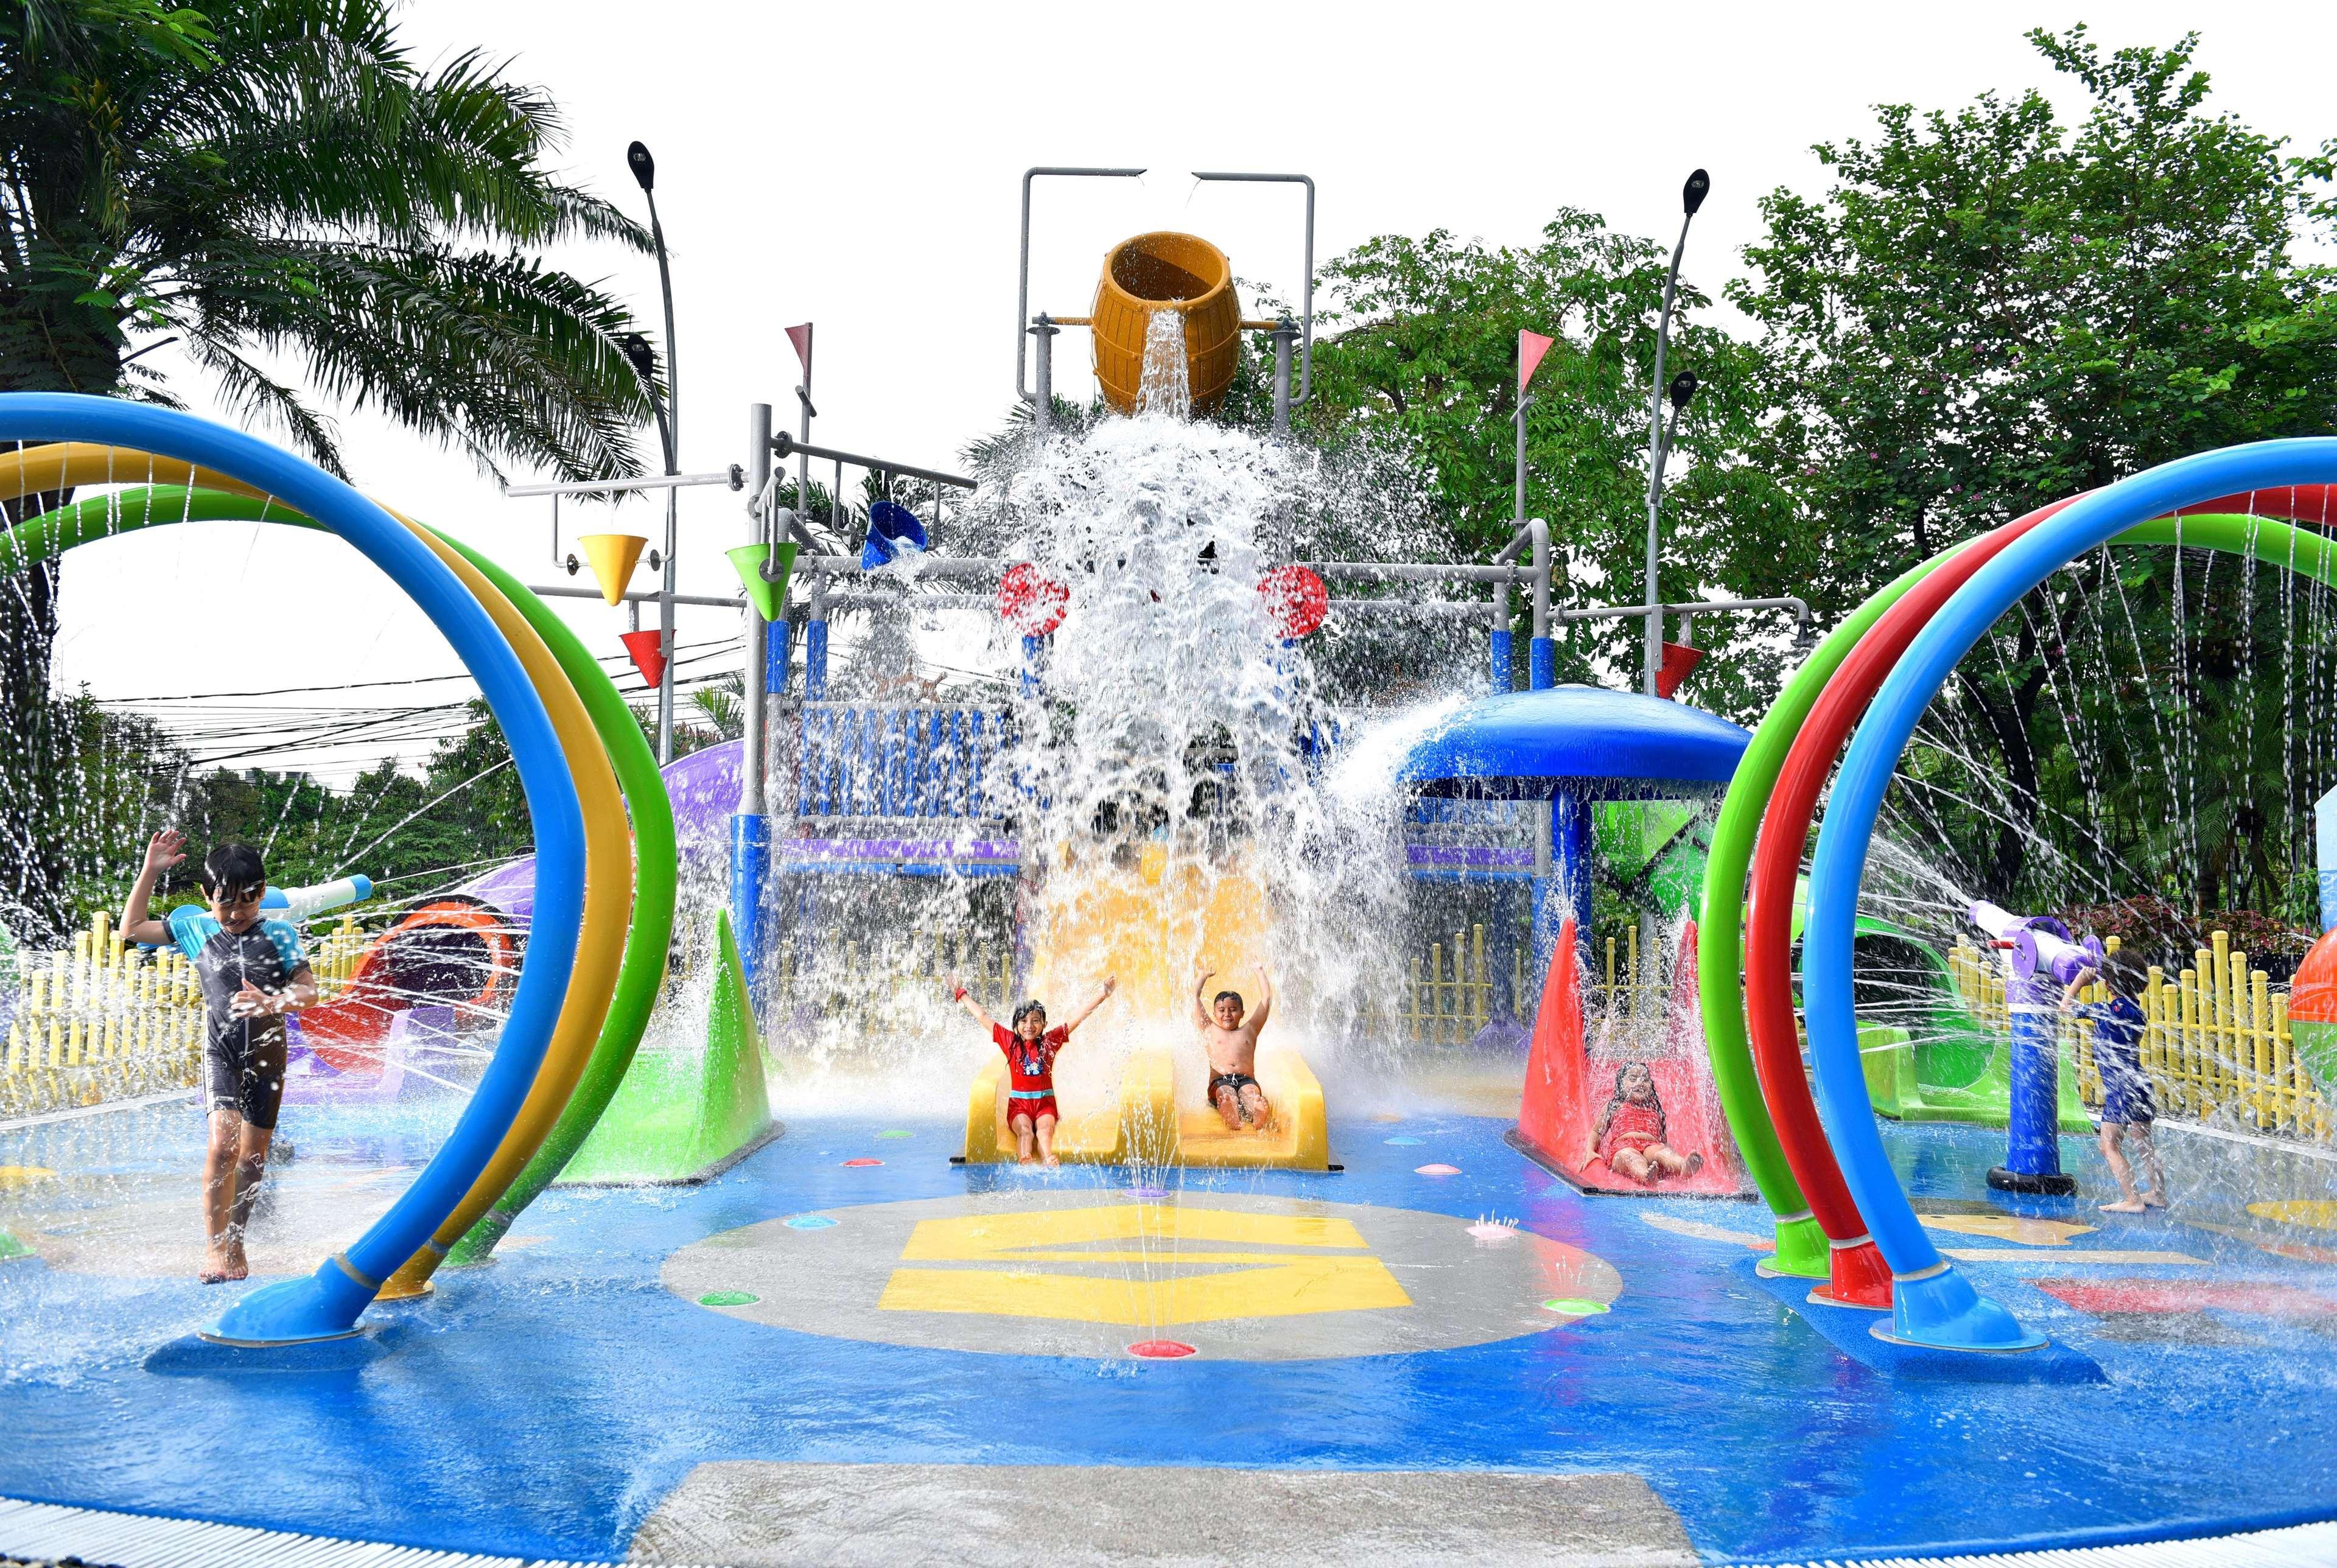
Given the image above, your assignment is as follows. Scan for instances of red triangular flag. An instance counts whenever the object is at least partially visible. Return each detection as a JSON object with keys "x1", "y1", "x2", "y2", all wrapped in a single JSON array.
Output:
[
  {"x1": 1519, "y1": 329, "x2": 1555, "y2": 393},
  {"x1": 620, "y1": 628, "x2": 668, "y2": 690},
  {"x1": 785, "y1": 323, "x2": 813, "y2": 385}
]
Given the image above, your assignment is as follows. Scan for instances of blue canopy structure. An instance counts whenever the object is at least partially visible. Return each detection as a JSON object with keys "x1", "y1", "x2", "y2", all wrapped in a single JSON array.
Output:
[
  {"x1": 1400, "y1": 685, "x2": 1750, "y2": 795},
  {"x1": 1396, "y1": 685, "x2": 1752, "y2": 998}
]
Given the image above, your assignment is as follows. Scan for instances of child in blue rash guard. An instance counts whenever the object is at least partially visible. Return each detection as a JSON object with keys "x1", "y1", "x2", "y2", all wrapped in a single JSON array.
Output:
[
  {"x1": 2062, "y1": 947, "x2": 2167, "y2": 1215},
  {"x1": 120, "y1": 831, "x2": 318, "y2": 1281}
]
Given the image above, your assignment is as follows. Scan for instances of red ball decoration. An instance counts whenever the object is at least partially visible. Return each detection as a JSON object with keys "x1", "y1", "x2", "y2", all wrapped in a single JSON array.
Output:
[
  {"x1": 997, "y1": 562, "x2": 1069, "y2": 636},
  {"x1": 1258, "y1": 564, "x2": 1328, "y2": 638}
]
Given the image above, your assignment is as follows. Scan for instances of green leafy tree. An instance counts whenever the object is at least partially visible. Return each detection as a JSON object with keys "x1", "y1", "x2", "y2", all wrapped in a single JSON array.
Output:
[
  {"x1": 1298, "y1": 211, "x2": 1790, "y2": 714},
  {"x1": 1, "y1": 0, "x2": 659, "y2": 939},
  {"x1": 1734, "y1": 26, "x2": 2337, "y2": 901}
]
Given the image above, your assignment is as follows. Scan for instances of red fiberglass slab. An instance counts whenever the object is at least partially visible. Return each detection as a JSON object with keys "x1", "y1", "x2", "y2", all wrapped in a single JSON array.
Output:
[
  {"x1": 2036, "y1": 1279, "x2": 2337, "y2": 1318},
  {"x1": 1516, "y1": 918, "x2": 1745, "y2": 1198}
]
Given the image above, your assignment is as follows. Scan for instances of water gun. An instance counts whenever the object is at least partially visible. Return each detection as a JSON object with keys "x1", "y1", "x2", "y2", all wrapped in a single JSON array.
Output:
[
  {"x1": 1966, "y1": 900, "x2": 2104, "y2": 987},
  {"x1": 261, "y1": 875, "x2": 375, "y2": 925}
]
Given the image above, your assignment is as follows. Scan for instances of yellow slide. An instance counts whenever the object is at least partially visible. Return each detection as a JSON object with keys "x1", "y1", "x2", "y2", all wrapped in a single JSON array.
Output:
[
  {"x1": 960, "y1": 849, "x2": 1330, "y2": 1171},
  {"x1": 959, "y1": 1044, "x2": 1328, "y2": 1171}
]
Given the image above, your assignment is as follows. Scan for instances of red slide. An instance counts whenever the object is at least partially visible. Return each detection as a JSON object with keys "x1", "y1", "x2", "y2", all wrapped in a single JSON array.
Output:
[
  {"x1": 1513, "y1": 917, "x2": 1746, "y2": 1197},
  {"x1": 296, "y1": 901, "x2": 517, "y2": 1074}
]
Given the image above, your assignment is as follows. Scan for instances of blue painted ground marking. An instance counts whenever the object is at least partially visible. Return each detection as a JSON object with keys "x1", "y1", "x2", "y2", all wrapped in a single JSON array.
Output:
[{"x1": 2, "y1": 1102, "x2": 2333, "y2": 1562}]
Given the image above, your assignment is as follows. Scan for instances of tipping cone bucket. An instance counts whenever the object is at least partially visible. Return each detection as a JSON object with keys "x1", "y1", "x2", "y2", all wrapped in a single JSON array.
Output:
[
  {"x1": 726, "y1": 541, "x2": 796, "y2": 623},
  {"x1": 579, "y1": 533, "x2": 648, "y2": 607},
  {"x1": 620, "y1": 628, "x2": 667, "y2": 689},
  {"x1": 1656, "y1": 640, "x2": 1705, "y2": 699}
]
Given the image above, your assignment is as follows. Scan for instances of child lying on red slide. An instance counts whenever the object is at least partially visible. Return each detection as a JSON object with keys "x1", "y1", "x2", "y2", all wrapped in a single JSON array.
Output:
[{"x1": 1587, "y1": 1062, "x2": 1704, "y2": 1186}]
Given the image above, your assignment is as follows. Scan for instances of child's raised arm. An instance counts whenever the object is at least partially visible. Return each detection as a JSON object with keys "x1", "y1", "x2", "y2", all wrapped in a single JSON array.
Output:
[
  {"x1": 1246, "y1": 963, "x2": 1274, "y2": 1035},
  {"x1": 120, "y1": 829, "x2": 185, "y2": 947},
  {"x1": 1062, "y1": 975, "x2": 1117, "y2": 1035},
  {"x1": 947, "y1": 975, "x2": 995, "y2": 1031},
  {"x1": 1193, "y1": 957, "x2": 1215, "y2": 1026}
]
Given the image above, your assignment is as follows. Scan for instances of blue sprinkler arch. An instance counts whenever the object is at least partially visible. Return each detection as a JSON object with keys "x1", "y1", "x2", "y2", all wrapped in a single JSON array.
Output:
[
  {"x1": 1805, "y1": 436, "x2": 2337, "y2": 1352},
  {"x1": 1399, "y1": 685, "x2": 1751, "y2": 797},
  {"x1": 0, "y1": 393, "x2": 586, "y2": 1347}
]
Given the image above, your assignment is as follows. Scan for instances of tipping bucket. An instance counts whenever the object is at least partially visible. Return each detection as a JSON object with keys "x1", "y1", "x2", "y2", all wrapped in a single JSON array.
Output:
[{"x1": 1091, "y1": 231, "x2": 1242, "y2": 416}]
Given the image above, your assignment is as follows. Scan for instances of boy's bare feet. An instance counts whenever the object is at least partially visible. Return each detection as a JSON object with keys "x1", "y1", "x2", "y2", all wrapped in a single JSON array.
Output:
[
  {"x1": 1685, "y1": 1152, "x2": 1705, "y2": 1178},
  {"x1": 198, "y1": 1248, "x2": 232, "y2": 1284},
  {"x1": 2143, "y1": 1192, "x2": 2168, "y2": 1208},
  {"x1": 1042, "y1": 1154, "x2": 1060, "y2": 1169},
  {"x1": 2100, "y1": 1197, "x2": 2146, "y2": 1213}
]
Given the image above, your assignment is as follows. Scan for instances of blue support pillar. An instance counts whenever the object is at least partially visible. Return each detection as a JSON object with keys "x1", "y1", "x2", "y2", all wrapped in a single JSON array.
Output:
[
  {"x1": 1528, "y1": 789, "x2": 1594, "y2": 1006},
  {"x1": 805, "y1": 617, "x2": 829, "y2": 699},
  {"x1": 1529, "y1": 635, "x2": 1557, "y2": 691},
  {"x1": 1020, "y1": 633, "x2": 1047, "y2": 699},
  {"x1": 1489, "y1": 628, "x2": 1514, "y2": 693},
  {"x1": 729, "y1": 813, "x2": 771, "y2": 1002},
  {"x1": 768, "y1": 616, "x2": 793, "y2": 695},
  {"x1": 1989, "y1": 959, "x2": 2078, "y2": 1195}
]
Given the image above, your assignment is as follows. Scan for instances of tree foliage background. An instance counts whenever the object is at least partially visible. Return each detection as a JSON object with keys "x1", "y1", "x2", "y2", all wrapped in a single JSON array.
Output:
[{"x1": 9, "y1": 21, "x2": 2337, "y2": 957}]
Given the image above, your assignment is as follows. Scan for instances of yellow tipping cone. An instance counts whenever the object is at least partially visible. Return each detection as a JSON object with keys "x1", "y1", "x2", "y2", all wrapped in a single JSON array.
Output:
[{"x1": 578, "y1": 533, "x2": 648, "y2": 607}]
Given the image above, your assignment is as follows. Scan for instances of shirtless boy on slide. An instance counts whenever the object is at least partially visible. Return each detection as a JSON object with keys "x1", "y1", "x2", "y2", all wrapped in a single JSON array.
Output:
[{"x1": 1194, "y1": 957, "x2": 1274, "y2": 1132}]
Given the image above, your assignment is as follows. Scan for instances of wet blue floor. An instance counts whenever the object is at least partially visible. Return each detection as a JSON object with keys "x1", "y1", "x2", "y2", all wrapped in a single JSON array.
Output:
[{"x1": 4, "y1": 1096, "x2": 2336, "y2": 1563}]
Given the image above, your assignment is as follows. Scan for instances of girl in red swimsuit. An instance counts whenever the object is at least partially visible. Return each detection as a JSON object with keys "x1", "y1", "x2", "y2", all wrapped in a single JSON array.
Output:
[
  {"x1": 950, "y1": 973, "x2": 1116, "y2": 1166},
  {"x1": 1589, "y1": 1062, "x2": 1703, "y2": 1185}
]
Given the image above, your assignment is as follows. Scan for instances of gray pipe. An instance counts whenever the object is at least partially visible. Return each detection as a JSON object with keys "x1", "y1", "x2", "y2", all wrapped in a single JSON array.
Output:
[{"x1": 1191, "y1": 171, "x2": 1314, "y2": 404}]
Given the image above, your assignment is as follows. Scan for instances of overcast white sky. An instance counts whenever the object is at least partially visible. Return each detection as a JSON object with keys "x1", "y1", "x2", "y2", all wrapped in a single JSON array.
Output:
[{"x1": 49, "y1": 0, "x2": 2337, "y2": 782}]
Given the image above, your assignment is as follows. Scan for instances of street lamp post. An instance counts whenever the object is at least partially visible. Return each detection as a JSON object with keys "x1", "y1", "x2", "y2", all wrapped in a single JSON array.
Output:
[
  {"x1": 629, "y1": 140, "x2": 682, "y2": 762},
  {"x1": 1642, "y1": 167, "x2": 1709, "y2": 696}
]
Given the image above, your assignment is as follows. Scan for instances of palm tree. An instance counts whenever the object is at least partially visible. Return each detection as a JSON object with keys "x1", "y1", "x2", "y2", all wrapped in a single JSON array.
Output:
[{"x1": 1, "y1": 0, "x2": 659, "y2": 938}]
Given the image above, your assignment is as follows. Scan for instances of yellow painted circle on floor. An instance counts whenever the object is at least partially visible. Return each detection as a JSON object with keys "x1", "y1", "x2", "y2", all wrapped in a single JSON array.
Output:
[
  {"x1": 0, "y1": 1166, "x2": 57, "y2": 1189},
  {"x1": 2247, "y1": 1200, "x2": 2337, "y2": 1231}
]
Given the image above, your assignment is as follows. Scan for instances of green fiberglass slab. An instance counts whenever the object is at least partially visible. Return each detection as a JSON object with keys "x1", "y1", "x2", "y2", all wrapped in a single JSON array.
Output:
[
  {"x1": 1860, "y1": 1016, "x2": 2093, "y2": 1133},
  {"x1": 555, "y1": 910, "x2": 777, "y2": 1186}
]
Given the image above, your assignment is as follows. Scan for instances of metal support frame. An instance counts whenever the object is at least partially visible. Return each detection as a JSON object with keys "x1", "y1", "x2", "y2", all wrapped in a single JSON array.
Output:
[
  {"x1": 1031, "y1": 315, "x2": 1059, "y2": 436},
  {"x1": 527, "y1": 583, "x2": 741, "y2": 609},
  {"x1": 1190, "y1": 170, "x2": 1314, "y2": 408},
  {"x1": 505, "y1": 469, "x2": 743, "y2": 499},
  {"x1": 1017, "y1": 167, "x2": 1146, "y2": 405},
  {"x1": 734, "y1": 401, "x2": 775, "y2": 996},
  {"x1": 1493, "y1": 520, "x2": 1552, "y2": 691},
  {"x1": 769, "y1": 432, "x2": 976, "y2": 494}
]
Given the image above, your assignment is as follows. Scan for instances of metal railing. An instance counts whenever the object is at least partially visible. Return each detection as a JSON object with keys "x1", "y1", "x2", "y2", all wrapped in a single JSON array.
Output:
[{"x1": 796, "y1": 702, "x2": 1011, "y2": 822}]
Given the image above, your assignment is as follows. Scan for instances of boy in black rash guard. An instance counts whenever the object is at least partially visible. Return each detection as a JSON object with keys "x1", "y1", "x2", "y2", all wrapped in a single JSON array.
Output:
[{"x1": 121, "y1": 833, "x2": 317, "y2": 1282}]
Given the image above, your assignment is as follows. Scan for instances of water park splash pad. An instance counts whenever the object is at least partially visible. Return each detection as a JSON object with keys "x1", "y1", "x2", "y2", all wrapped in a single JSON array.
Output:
[{"x1": 5, "y1": 210, "x2": 2337, "y2": 1568}]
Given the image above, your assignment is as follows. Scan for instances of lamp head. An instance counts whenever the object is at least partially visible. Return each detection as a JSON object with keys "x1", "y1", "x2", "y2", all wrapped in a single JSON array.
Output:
[
  {"x1": 627, "y1": 141, "x2": 655, "y2": 192},
  {"x1": 1682, "y1": 168, "x2": 1710, "y2": 216},
  {"x1": 1667, "y1": 370, "x2": 1698, "y2": 411}
]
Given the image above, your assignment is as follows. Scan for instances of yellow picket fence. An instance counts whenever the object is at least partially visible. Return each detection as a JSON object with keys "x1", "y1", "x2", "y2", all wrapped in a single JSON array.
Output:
[
  {"x1": 2, "y1": 910, "x2": 371, "y2": 1120},
  {"x1": 1949, "y1": 929, "x2": 2336, "y2": 1146},
  {"x1": 1375, "y1": 924, "x2": 1675, "y2": 1046}
]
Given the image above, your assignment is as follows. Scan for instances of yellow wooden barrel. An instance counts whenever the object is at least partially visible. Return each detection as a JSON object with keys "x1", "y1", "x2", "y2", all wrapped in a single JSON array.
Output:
[{"x1": 1090, "y1": 231, "x2": 1242, "y2": 416}]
